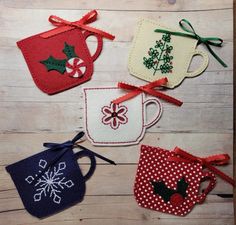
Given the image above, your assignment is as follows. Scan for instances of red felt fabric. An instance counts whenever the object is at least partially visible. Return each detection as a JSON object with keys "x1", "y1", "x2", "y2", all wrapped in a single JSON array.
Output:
[
  {"x1": 17, "y1": 29, "x2": 103, "y2": 94},
  {"x1": 134, "y1": 145, "x2": 216, "y2": 216}
]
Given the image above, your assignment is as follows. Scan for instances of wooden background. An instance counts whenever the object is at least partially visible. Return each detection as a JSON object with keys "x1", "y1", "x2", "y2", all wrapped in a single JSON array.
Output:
[{"x1": 0, "y1": 0, "x2": 234, "y2": 224}]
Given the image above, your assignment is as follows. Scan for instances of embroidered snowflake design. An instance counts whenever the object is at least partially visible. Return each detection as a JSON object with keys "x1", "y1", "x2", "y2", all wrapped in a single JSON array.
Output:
[
  {"x1": 101, "y1": 102, "x2": 128, "y2": 130},
  {"x1": 25, "y1": 159, "x2": 74, "y2": 204}
]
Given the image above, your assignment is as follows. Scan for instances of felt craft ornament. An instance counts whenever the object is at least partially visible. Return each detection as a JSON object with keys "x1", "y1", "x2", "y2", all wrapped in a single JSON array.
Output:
[
  {"x1": 134, "y1": 145, "x2": 235, "y2": 216},
  {"x1": 6, "y1": 132, "x2": 116, "y2": 218},
  {"x1": 128, "y1": 18, "x2": 227, "y2": 88},
  {"x1": 17, "y1": 10, "x2": 115, "y2": 94},
  {"x1": 83, "y1": 78, "x2": 182, "y2": 146}
]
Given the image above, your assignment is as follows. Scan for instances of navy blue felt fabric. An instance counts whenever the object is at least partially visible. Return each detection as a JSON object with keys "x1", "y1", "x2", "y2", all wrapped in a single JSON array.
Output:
[{"x1": 6, "y1": 132, "x2": 115, "y2": 218}]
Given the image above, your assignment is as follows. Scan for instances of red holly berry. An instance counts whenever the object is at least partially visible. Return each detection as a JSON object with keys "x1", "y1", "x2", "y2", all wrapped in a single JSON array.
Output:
[{"x1": 170, "y1": 193, "x2": 184, "y2": 206}]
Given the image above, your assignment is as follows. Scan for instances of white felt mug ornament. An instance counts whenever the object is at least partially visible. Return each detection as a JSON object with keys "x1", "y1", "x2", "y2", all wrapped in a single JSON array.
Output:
[
  {"x1": 128, "y1": 18, "x2": 210, "y2": 88},
  {"x1": 83, "y1": 87, "x2": 162, "y2": 146}
]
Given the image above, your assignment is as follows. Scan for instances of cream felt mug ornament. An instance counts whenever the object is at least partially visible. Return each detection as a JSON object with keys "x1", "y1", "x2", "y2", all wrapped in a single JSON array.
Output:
[
  {"x1": 128, "y1": 18, "x2": 227, "y2": 88},
  {"x1": 83, "y1": 78, "x2": 182, "y2": 146}
]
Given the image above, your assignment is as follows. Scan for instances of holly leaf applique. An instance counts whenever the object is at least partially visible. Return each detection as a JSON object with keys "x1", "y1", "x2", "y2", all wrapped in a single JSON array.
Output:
[
  {"x1": 40, "y1": 42, "x2": 79, "y2": 74},
  {"x1": 176, "y1": 177, "x2": 188, "y2": 198},
  {"x1": 63, "y1": 42, "x2": 78, "y2": 59},
  {"x1": 40, "y1": 56, "x2": 67, "y2": 74},
  {"x1": 151, "y1": 177, "x2": 188, "y2": 203},
  {"x1": 151, "y1": 180, "x2": 176, "y2": 202}
]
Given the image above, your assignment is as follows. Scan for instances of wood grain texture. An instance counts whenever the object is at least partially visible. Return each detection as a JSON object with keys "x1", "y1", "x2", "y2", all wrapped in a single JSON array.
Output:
[{"x1": 0, "y1": 0, "x2": 234, "y2": 224}]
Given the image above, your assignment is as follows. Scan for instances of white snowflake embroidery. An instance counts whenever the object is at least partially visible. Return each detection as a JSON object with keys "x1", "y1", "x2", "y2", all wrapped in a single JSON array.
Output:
[{"x1": 25, "y1": 159, "x2": 74, "y2": 204}]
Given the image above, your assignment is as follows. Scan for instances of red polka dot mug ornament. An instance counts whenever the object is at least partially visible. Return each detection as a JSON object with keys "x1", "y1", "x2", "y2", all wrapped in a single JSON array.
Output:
[
  {"x1": 17, "y1": 10, "x2": 115, "y2": 94},
  {"x1": 134, "y1": 145, "x2": 234, "y2": 216}
]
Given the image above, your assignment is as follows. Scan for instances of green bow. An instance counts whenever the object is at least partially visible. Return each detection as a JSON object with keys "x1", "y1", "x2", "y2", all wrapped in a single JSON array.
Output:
[{"x1": 155, "y1": 19, "x2": 227, "y2": 67}]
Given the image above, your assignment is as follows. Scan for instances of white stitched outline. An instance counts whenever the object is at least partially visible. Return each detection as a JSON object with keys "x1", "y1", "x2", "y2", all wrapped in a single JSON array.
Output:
[{"x1": 25, "y1": 159, "x2": 74, "y2": 204}]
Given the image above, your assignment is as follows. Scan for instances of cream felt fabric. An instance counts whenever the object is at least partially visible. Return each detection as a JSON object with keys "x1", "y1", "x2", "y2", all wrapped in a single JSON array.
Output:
[
  {"x1": 128, "y1": 19, "x2": 209, "y2": 88},
  {"x1": 83, "y1": 87, "x2": 162, "y2": 146}
]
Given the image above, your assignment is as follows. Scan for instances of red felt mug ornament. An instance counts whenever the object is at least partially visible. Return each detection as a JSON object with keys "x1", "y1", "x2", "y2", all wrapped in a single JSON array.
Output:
[
  {"x1": 17, "y1": 10, "x2": 115, "y2": 94},
  {"x1": 134, "y1": 145, "x2": 234, "y2": 216}
]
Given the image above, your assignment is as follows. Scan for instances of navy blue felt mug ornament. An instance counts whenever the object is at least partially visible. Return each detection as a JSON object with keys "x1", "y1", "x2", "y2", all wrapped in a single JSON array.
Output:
[{"x1": 6, "y1": 132, "x2": 116, "y2": 218}]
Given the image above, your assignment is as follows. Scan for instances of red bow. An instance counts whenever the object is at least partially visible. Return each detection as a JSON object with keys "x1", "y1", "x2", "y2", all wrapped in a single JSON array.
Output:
[
  {"x1": 168, "y1": 147, "x2": 235, "y2": 187},
  {"x1": 112, "y1": 77, "x2": 183, "y2": 106},
  {"x1": 40, "y1": 10, "x2": 115, "y2": 40}
]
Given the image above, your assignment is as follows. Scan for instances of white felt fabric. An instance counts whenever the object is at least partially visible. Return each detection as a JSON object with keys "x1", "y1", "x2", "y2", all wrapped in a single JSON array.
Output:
[{"x1": 83, "y1": 87, "x2": 162, "y2": 146}]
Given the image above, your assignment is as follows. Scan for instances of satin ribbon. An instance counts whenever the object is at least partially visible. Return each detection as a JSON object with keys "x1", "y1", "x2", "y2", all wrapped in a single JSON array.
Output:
[
  {"x1": 31, "y1": 132, "x2": 115, "y2": 184},
  {"x1": 167, "y1": 147, "x2": 235, "y2": 187},
  {"x1": 155, "y1": 19, "x2": 227, "y2": 67},
  {"x1": 112, "y1": 77, "x2": 183, "y2": 106},
  {"x1": 40, "y1": 10, "x2": 115, "y2": 40}
]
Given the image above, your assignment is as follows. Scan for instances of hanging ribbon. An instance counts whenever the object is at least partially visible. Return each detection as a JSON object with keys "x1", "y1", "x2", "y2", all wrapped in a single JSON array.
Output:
[
  {"x1": 112, "y1": 77, "x2": 183, "y2": 106},
  {"x1": 155, "y1": 19, "x2": 227, "y2": 67},
  {"x1": 31, "y1": 132, "x2": 116, "y2": 185},
  {"x1": 167, "y1": 147, "x2": 235, "y2": 187},
  {"x1": 40, "y1": 10, "x2": 115, "y2": 40}
]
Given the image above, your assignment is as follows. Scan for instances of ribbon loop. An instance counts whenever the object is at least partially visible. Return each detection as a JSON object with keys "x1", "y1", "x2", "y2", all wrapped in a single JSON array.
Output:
[
  {"x1": 155, "y1": 19, "x2": 227, "y2": 67},
  {"x1": 112, "y1": 77, "x2": 183, "y2": 106},
  {"x1": 41, "y1": 10, "x2": 115, "y2": 40},
  {"x1": 168, "y1": 147, "x2": 235, "y2": 187}
]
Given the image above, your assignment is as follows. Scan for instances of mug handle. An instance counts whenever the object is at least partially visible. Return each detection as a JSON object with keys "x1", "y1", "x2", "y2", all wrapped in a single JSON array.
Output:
[
  {"x1": 186, "y1": 49, "x2": 209, "y2": 78},
  {"x1": 195, "y1": 171, "x2": 216, "y2": 204},
  {"x1": 74, "y1": 150, "x2": 96, "y2": 181},
  {"x1": 83, "y1": 30, "x2": 103, "y2": 62},
  {"x1": 143, "y1": 98, "x2": 163, "y2": 128}
]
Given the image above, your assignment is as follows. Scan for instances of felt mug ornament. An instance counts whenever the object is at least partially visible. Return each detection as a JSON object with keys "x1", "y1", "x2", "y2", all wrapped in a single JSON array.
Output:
[
  {"x1": 17, "y1": 10, "x2": 115, "y2": 94},
  {"x1": 134, "y1": 145, "x2": 234, "y2": 216},
  {"x1": 128, "y1": 19, "x2": 227, "y2": 88},
  {"x1": 83, "y1": 78, "x2": 182, "y2": 146},
  {"x1": 6, "y1": 132, "x2": 116, "y2": 218}
]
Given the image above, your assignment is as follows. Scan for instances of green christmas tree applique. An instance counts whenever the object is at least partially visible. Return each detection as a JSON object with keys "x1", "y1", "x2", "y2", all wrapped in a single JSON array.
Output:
[
  {"x1": 41, "y1": 42, "x2": 78, "y2": 74},
  {"x1": 143, "y1": 33, "x2": 174, "y2": 75}
]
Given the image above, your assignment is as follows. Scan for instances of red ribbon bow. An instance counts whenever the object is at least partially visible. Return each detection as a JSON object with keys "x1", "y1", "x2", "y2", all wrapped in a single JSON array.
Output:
[
  {"x1": 40, "y1": 10, "x2": 115, "y2": 40},
  {"x1": 168, "y1": 147, "x2": 235, "y2": 187},
  {"x1": 112, "y1": 77, "x2": 183, "y2": 106}
]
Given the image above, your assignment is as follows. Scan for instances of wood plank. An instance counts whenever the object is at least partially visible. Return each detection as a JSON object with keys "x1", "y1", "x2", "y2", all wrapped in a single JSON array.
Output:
[
  {"x1": 0, "y1": 101, "x2": 232, "y2": 133},
  {"x1": 0, "y1": 70, "x2": 233, "y2": 104},
  {"x1": 0, "y1": 8, "x2": 233, "y2": 42},
  {"x1": 0, "y1": 195, "x2": 233, "y2": 225},
  {"x1": 0, "y1": 133, "x2": 233, "y2": 164},
  {"x1": 1, "y1": 0, "x2": 233, "y2": 11}
]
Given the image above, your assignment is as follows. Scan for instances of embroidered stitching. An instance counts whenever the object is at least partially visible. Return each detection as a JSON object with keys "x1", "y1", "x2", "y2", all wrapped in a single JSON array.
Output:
[
  {"x1": 83, "y1": 87, "x2": 146, "y2": 145},
  {"x1": 40, "y1": 42, "x2": 86, "y2": 78},
  {"x1": 101, "y1": 102, "x2": 128, "y2": 130},
  {"x1": 128, "y1": 19, "x2": 208, "y2": 88},
  {"x1": 143, "y1": 33, "x2": 173, "y2": 75},
  {"x1": 25, "y1": 159, "x2": 74, "y2": 204},
  {"x1": 17, "y1": 29, "x2": 95, "y2": 94}
]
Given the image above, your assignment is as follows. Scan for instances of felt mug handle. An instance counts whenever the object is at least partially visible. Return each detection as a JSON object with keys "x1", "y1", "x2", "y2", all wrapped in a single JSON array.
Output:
[
  {"x1": 143, "y1": 98, "x2": 163, "y2": 128},
  {"x1": 186, "y1": 49, "x2": 209, "y2": 78},
  {"x1": 74, "y1": 150, "x2": 96, "y2": 181},
  {"x1": 196, "y1": 171, "x2": 216, "y2": 204},
  {"x1": 83, "y1": 30, "x2": 103, "y2": 62}
]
